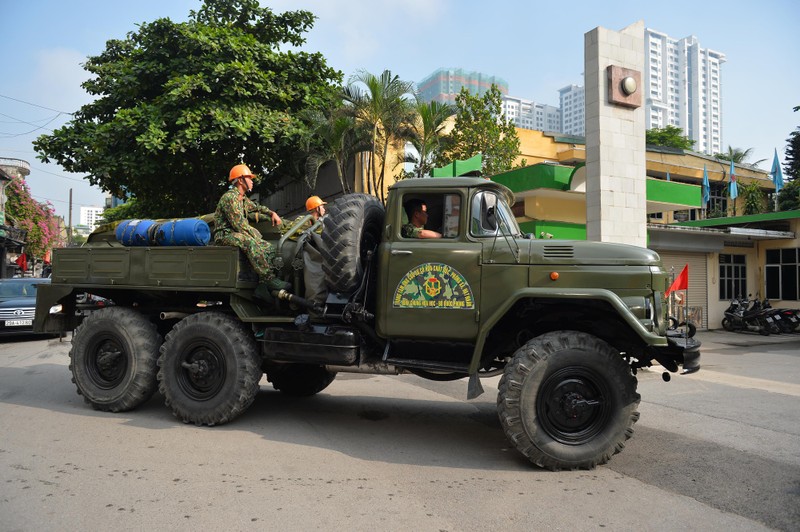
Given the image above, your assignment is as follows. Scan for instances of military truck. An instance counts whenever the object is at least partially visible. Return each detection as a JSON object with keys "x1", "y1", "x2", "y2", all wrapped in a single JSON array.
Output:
[{"x1": 35, "y1": 177, "x2": 699, "y2": 470}]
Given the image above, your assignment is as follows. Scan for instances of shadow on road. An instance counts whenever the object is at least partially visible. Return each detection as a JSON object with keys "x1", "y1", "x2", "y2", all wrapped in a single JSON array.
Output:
[{"x1": 0, "y1": 361, "x2": 534, "y2": 472}]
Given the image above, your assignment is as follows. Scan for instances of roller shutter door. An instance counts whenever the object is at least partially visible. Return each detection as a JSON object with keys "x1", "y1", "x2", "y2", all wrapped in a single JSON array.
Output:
[{"x1": 656, "y1": 251, "x2": 708, "y2": 330}]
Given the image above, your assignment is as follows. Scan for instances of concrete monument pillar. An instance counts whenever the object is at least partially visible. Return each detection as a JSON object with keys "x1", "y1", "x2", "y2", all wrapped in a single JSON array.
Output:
[{"x1": 584, "y1": 21, "x2": 647, "y2": 247}]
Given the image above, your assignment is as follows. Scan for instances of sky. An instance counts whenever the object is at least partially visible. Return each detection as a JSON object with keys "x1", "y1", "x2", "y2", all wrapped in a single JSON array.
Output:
[{"x1": 1, "y1": 0, "x2": 798, "y2": 221}]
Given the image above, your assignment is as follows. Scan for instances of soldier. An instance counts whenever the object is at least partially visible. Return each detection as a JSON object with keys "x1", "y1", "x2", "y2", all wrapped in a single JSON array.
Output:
[
  {"x1": 213, "y1": 164, "x2": 290, "y2": 293},
  {"x1": 305, "y1": 195, "x2": 326, "y2": 221},
  {"x1": 401, "y1": 199, "x2": 442, "y2": 239},
  {"x1": 279, "y1": 195, "x2": 327, "y2": 238}
]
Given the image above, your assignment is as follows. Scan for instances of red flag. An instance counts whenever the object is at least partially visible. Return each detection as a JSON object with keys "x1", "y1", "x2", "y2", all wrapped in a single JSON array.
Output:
[
  {"x1": 665, "y1": 265, "x2": 688, "y2": 296},
  {"x1": 15, "y1": 253, "x2": 27, "y2": 272}
]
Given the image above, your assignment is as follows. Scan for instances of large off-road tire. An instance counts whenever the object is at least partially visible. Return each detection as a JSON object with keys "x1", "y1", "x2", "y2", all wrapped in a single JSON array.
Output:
[
  {"x1": 497, "y1": 331, "x2": 640, "y2": 471},
  {"x1": 69, "y1": 307, "x2": 161, "y2": 412},
  {"x1": 157, "y1": 312, "x2": 261, "y2": 426},
  {"x1": 266, "y1": 364, "x2": 336, "y2": 397},
  {"x1": 320, "y1": 194, "x2": 385, "y2": 294}
]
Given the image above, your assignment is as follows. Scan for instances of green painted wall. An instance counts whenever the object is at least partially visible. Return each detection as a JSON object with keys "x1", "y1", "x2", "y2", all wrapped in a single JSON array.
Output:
[
  {"x1": 519, "y1": 220, "x2": 587, "y2": 240},
  {"x1": 492, "y1": 164, "x2": 574, "y2": 194},
  {"x1": 646, "y1": 178, "x2": 701, "y2": 207},
  {"x1": 431, "y1": 154, "x2": 483, "y2": 177}
]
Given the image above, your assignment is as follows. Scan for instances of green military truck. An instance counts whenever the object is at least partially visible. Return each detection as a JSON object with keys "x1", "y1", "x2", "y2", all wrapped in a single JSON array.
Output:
[{"x1": 35, "y1": 177, "x2": 699, "y2": 470}]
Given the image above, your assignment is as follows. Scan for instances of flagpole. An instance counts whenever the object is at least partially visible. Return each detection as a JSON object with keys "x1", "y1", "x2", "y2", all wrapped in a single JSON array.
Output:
[{"x1": 772, "y1": 148, "x2": 783, "y2": 212}]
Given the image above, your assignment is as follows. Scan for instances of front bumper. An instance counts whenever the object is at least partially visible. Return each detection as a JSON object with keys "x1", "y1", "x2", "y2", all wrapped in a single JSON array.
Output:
[{"x1": 647, "y1": 332, "x2": 701, "y2": 374}]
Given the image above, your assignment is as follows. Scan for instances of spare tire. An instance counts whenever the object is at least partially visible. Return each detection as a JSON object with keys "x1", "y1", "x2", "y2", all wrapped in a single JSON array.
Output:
[{"x1": 320, "y1": 194, "x2": 385, "y2": 294}]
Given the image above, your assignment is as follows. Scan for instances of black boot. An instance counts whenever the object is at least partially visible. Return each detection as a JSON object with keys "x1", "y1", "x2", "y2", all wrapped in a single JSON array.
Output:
[{"x1": 264, "y1": 277, "x2": 291, "y2": 292}]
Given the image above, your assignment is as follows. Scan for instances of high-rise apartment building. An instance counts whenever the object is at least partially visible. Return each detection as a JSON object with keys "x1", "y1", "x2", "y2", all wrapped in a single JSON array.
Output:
[
  {"x1": 645, "y1": 29, "x2": 725, "y2": 155},
  {"x1": 417, "y1": 68, "x2": 509, "y2": 104},
  {"x1": 556, "y1": 29, "x2": 724, "y2": 154},
  {"x1": 502, "y1": 96, "x2": 561, "y2": 132},
  {"x1": 79, "y1": 206, "x2": 104, "y2": 231},
  {"x1": 558, "y1": 85, "x2": 585, "y2": 136}
]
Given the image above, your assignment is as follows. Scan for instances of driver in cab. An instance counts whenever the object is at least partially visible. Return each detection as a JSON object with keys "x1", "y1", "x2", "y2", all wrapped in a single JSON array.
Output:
[{"x1": 401, "y1": 199, "x2": 442, "y2": 239}]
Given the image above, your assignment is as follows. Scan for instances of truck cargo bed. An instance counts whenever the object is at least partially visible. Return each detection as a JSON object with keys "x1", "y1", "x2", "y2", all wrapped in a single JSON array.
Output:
[{"x1": 50, "y1": 246, "x2": 257, "y2": 289}]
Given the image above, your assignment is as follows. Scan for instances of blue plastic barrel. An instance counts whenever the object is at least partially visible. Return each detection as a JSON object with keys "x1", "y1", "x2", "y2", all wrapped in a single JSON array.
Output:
[
  {"x1": 115, "y1": 219, "x2": 157, "y2": 246},
  {"x1": 154, "y1": 219, "x2": 211, "y2": 246}
]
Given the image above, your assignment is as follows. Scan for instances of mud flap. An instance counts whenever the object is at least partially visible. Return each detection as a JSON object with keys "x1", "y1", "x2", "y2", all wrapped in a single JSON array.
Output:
[{"x1": 467, "y1": 372, "x2": 484, "y2": 399}]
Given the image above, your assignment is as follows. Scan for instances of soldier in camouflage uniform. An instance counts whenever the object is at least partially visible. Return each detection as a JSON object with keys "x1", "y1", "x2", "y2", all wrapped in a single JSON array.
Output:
[
  {"x1": 279, "y1": 195, "x2": 327, "y2": 239},
  {"x1": 401, "y1": 199, "x2": 442, "y2": 239},
  {"x1": 213, "y1": 164, "x2": 289, "y2": 292}
]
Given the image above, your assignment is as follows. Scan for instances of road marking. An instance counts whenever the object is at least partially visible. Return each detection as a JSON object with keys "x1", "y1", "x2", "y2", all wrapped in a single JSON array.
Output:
[{"x1": 654, "y1": 366, "x2": 800, "y2": 397}]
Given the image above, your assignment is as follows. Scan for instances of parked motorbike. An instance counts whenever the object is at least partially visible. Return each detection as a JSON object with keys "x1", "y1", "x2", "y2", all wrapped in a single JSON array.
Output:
[
  {"x1": 721, "y1": 296, "x2": 772, "y2": 335},
  {"x1": 761, "y1": 298, "x2": 800, "y2": 333},
  {"x1": 746, "y1": 298, "x2": 783, "y2": 334}
]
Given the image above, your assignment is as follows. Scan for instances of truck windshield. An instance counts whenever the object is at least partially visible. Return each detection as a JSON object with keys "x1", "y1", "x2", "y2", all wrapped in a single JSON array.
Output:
[{"x1": 471, "y1": 191, "x2": 521, "y2": 237}]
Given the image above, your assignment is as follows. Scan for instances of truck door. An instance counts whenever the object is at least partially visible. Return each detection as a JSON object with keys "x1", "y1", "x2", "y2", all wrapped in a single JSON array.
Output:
[{"x1": 377, "y1": 191, "x2": 481, "y2": 340}]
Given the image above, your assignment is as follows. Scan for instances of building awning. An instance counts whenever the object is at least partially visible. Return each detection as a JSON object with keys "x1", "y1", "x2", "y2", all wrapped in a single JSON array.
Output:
[
  {"x1": 492, "y1": 162, "x2": 701, "y2": 215},
  {"x1": 647, "y1": 223, "x2": 794, "y2": 252}
]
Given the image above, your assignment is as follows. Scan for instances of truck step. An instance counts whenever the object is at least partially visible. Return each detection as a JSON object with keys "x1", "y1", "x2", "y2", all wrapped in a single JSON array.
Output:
[{"x1": 383, "y1": 358, "x2": 469, "y2": 373}]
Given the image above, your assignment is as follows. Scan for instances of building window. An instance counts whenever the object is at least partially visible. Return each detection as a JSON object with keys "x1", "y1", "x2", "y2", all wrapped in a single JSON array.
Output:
[
  {"x1": 719, "y1": 254, "x2": 746, "y2": 300},
  {"x1": 708, "y1": 182, "x2": 728, "y2": 217},
  {"x1": 766, "y1": 248, "x2": 799, "y2": 301}
]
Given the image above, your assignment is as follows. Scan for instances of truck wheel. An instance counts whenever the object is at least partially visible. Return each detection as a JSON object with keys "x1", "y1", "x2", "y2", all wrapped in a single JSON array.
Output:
[
  {"x1": 320, "y1": 194, "x2": 385, "y2": 294},
  {"x1": 69, "y1": 307, "x2": 161, "y2": 412},
  {"x1": 266, "y1": 364, "x2": 336, "y2": 397},
  {"x1": 497, "y1": 331, "x2": 640, "y2": 471},
  {"x1": 158, "y1": 312, "x2": 261, "y2": 426}
]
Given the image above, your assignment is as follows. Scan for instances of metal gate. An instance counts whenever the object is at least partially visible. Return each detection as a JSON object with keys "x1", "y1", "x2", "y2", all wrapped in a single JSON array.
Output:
[{"x1": 656, "y1": 251, "x2": 708, "y2": 330}]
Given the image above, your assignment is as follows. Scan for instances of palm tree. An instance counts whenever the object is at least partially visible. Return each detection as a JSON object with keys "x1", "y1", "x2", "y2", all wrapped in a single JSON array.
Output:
[
  {"x1": 399, "y1": 99, "x2": 455, "y2": 178},
  {"x1": 714, "y1": 146, "x2": 767, "y2": 166},
  {"x1": 342, "y1": 69, "x2": 415, "y2": 200},
  {"x1": 302, "y1": 106, "x2": 370, "y2": 195}
]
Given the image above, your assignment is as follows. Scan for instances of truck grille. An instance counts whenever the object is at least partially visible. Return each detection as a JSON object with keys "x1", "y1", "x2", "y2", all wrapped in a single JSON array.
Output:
[
  {"x1": 0, "y1": 308, "x2": 34, "y2": 319},
  {"x1": 543, "y1": 245, "x2": 574, "y2": 259}
]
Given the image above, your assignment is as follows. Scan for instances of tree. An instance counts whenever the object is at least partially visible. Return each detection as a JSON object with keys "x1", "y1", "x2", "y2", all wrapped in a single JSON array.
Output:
[
  {"x1": 785, "y1": 126, "x2": 800, "y2": 182},
  {"x1": 777, "y1": 179, "x2": 800, "y2": 211},
  {"x1": 5, "y1": 177, "x2": 63, "y2": 259},
  {"x1": 100, "y1": 199, "x2": 150, "y2": 224},
  {"x1": 739, "y1": 181, "x2": 766, "y2": 215},
  {"x1": 342, "y1": 70, "x2": 415, "y2": 201},
  {"x1": 399, "y1": 99, "x2": 455, "y2": 179},
  {"x1": 440, "y1": 85, "x2": 521, "y2": 177},
  {"x1": 34, "y1": 0, "x2": 341, "y2": 218},
  {"x1": 645, "y1": 125, "x2": 695, "y2": 150},
  {"x1": 714, "y1": 146, "x2": 766, "y2": 166},
  {"x1": 302, "y1": 106, "x2": 371, "y2": 195}
]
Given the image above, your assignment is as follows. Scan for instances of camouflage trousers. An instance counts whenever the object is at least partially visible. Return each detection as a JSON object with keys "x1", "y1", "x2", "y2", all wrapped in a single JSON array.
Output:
[{"x1": 216, "y1": 232, "x2": 277, "y2": 283}]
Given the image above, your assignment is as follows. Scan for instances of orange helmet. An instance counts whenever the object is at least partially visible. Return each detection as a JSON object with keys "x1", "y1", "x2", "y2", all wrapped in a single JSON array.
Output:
[
  {"x1": 229, "y1": 164, "x2": 254, "y2": 181},
  {"x1": 305, "y1": 196, "x2": 326, "y2": 211}
]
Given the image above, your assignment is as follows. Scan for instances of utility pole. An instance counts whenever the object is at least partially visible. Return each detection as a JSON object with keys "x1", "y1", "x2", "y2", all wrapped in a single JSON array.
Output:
[{"x1": 68, "y1": 188, "x2": 73, "y2": 246}]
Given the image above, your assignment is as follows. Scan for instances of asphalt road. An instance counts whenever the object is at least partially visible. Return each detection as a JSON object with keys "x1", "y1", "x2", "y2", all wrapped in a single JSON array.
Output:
[{"x1": 1, "y1": 330, "x2": 798, "y2": 531}]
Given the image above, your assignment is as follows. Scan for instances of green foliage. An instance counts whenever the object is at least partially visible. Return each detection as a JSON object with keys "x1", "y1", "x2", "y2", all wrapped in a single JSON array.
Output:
[
  {"x1": 777, "y1": 179, "x2": 800, "y2": 211},
  {"x1": 302, "y1": 105, "x2": 371, "y2": 195},
  {"x1": 399, "y1": 99, "x2": 455, "y2": 178},
  {"x1": 645, "y1": 125, "x2": 695, "y2": 150},
  {"x1": 739, "y1": 181, "x2": 766, "y2": 215},
  {"x1": 5, "y1": 178, "x2": 63, "y2": 258},
  {"x1": 714, "y1": 146, "x2": 766, "y2": 166},
  {"x1": 34, "y1": 0, "x2": 341, "y2": 218},
  {"x1": 100, "y1": 199, "x2": 150, "y2": 223},
  {"x1": 342, "y1": 70, "x2": 415, "y2": 201},
  {"x1": 785, "y1": 127, "x2": 800, "y2": 182},
  {"x1": 440, "y1": 85, "x2": 521, "y2": 177}
]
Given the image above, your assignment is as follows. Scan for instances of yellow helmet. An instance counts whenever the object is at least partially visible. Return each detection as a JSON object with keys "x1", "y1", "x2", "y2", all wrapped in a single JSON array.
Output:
[
  {"x1": 229, "y1": 164, "x2": 254, "y2": 181},
  {"x1": 305, "y1": 195, "x2": 326, "y2": 211}
]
